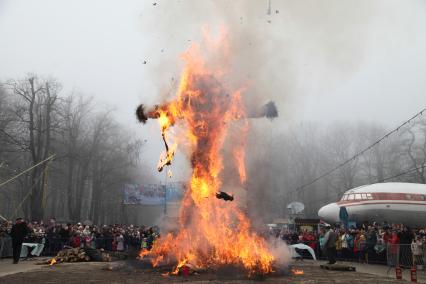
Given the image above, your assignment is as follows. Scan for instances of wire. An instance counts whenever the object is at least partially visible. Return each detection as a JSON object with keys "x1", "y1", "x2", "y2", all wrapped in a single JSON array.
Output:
[
  {"x1": 10, "y1": 163, "x2": 50, "y2": 219},
  {"x1": 0, "y1": 154, "x2": 56, "y2": 189},
  {"x1": 288, "y1": 108, "x2": 426, "y2": 197},
  {"x1": 378, "y1": 165, "x2": 426, "y2": 183}
]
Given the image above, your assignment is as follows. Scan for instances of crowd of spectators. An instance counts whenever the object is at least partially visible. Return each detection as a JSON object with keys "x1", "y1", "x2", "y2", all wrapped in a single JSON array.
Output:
[
  {"x1": 271, "y1": 223, "x2": 426, "y2": 267},
  {"x1": 2, "y1": 217, "x2": 426, "y2": 268},
  {"x1": 0, "y1": 218, "x2": 160, "y2": 257}
]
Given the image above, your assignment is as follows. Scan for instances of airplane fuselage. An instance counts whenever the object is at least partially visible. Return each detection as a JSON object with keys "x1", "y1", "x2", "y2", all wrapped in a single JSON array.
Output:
[{"x1": 318, "y1": 183, "x2": 426, "y2": 227}]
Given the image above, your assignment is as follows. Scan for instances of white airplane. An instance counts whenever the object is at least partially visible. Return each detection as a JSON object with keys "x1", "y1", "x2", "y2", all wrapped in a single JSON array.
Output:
[{"x1": 318, "y1": 182, "x2": 426, "y2": 227}]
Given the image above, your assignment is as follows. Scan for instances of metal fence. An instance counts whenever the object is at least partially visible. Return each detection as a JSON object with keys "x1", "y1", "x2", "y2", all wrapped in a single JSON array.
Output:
[
  {"x1": 288, "y1": 241, "x2": 426, "y2": 270},
  {"x1": 386, "y1": 244, "x2": 426, "y2": 269}
]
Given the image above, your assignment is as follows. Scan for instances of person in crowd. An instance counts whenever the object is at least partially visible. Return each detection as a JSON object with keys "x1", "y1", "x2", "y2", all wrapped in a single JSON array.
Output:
[
  {"x1": 399, "y1": 226, "x2": 414, "y2": 267},
  {"x1": 82, "y1": 226, "x2": 92, "y2": 248},
  {"x1": 335, "y1": 230, "x2": 343, "y2": 259},
  {"x1": 10, "y1": 218, "x2": 30, "y2": 264},
  {"x1": 89, "y1": 227, "x2": 97, "y2": 249},
  {"x1": 366, "y1": 226, "x2": 378, "y2": 263},
  {"x1": 373, "y1": 230, "x2": 387, "y2": 262},
  {"x1": 146, "y1": 227, "x2": 155, "y2": 250},
  {"x1": 411, "y1": 235, "x2": 423, "y2": 267},
  {"x1": 116, "y1": 230, "x2": 124, "y2": 252},
  {"x1": 383, "y1": 228, "x2": 391, "y2": 245},
  {"x1": 0, "y1": 220, "x2": 10, "y2": 258},
  {"x1": 71, "y1": 232, "x2": 81, "y2": 248},
  {"x1": 322, "y1": 225, "x2": 337, "y2": 264},
  {"x1": 341, "y1": 230, "x2": 352, "y2": 261},
  {"x1": 388, "y1": 229, "x2": 400, "y2": 266},
  {"x1": 306, "y1": 231, "x2": 317, "y2": 252},
  {"x1": 355, "y1": 230, "x2": 367, "y2": 263},
  {"x1": 59, "y1": 223, "x2": 71, "y2": 248}
]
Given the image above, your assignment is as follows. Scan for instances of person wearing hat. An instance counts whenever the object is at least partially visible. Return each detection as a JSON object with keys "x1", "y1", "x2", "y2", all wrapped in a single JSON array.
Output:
[{"x1": 10, "y1": 218, "x2": 30, "y2": 264}]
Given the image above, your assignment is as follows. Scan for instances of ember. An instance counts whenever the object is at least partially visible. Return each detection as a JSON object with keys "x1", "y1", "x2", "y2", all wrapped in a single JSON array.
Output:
[
  {"x1": 292, "y1": 268, "x2": 304, "y2": 275},
  {"x1": 137, "y1": 30, "x2": 274, "y2": 276}
]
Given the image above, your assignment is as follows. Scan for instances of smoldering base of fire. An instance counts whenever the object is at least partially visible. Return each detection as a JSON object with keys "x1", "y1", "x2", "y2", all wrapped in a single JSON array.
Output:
[{"x1": 138, "y1": 236, "x2": 292, "y2": 278}]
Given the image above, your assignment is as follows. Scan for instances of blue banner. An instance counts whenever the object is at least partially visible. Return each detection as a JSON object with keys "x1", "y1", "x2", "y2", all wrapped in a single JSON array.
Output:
[{"x1": 123, "y1": 182, "x2": 185, "y2": 205}]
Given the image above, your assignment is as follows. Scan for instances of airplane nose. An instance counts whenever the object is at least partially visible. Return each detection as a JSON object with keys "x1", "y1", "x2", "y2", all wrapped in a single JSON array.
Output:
[{"x1": 318, "y1": 203, "x2": 340, "y2": 223}]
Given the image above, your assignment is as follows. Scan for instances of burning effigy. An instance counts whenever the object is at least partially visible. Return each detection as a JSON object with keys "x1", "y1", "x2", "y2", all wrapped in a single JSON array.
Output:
[{"x1": 136, "y1": 30, "x2": 278, "y2": 277}]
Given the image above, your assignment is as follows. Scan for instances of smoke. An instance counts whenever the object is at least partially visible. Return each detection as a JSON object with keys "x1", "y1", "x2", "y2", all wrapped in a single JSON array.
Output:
[
  {"x1": 139, "y1": 0, "x2": 379, "y2": 120},
  {"x1": 137, "y1": 0, "x2": 392, "y2": 224},
  {"x1": 267, "y1": 237, "x2": 291, "y2": 270}
]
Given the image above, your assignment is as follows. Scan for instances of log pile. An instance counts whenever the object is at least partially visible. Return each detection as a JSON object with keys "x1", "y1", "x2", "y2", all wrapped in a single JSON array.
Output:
[
  {"x1": 55, "y1": 247, "x2": 91, "y2": 262},
  {"x1": 41, "y1": 247, "x2": 111, "y2": 265}
]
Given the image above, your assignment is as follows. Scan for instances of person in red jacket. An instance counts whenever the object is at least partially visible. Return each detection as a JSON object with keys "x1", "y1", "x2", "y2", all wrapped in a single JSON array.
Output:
[
  {"x1": 383, "y1": 229, "x2": 391, "y2": 245},
  {"x1": 71, "y1": 233, "x2": 81, "y2": 248},
  {"x1": 306, "y1": 232, "x2": 317, "y2": 251},
  {"x1": 388, "y1": 230, "x2": 400, "y2": 266}
]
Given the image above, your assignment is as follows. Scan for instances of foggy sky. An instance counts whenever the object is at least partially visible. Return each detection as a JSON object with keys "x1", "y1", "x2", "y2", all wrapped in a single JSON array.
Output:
[{"x1": 1, "y1": 0, "x2": 426, "y2": 182}]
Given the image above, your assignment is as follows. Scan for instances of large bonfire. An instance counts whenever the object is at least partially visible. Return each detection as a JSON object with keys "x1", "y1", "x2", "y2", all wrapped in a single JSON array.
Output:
[{"x1": 138, "y1": 31, "x2": 274, "y2": 276}]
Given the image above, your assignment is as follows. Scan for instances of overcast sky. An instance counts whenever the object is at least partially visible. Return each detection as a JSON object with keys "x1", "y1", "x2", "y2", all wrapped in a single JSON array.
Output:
[{"x1": 1, "y1": 0, "x2": 426, "y2": 181}]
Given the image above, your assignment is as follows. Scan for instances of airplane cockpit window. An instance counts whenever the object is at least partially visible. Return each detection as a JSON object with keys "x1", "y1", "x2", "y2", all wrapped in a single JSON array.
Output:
[
  {"x1": 348, "y1": 194, "x2": 355, "y2": 200},
  {"x1": 341, "y1": 194, "x2": 347, "y2": 200}
]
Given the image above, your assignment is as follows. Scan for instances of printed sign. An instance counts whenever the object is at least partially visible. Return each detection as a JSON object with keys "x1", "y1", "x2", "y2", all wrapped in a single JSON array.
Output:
[{"x1": 123, "y1": 182, "x2": 185, "y2": 205}]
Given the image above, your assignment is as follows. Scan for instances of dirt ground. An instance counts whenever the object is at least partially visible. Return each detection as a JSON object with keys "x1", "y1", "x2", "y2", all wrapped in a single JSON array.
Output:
[{"x1": 0, "y1": 260, "x2": 412, "y2": 284}]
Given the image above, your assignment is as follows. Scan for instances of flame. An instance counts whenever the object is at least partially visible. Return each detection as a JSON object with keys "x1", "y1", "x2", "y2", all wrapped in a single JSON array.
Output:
[
  {"x1": 49, "y1": 258, "x2": 57, "y2": 266},
  {"x1": 141, "y1": 29, "x2": 274, "y2": 276},
  {"x1": 292, "y1": 268, "x2": 304, "y2": 275},
  {"x1": 171, "y1": 259, "x2": 187, "y2": 275},
  {"x1": 139, "y1": 248, "x2": 150, "y2": 258}
]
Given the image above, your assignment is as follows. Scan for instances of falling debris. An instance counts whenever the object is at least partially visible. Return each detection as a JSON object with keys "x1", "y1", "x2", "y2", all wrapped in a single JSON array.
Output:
[
  {"x1": 157, "y1": 132, "x2": 176, "y2": 172},
  {"x1": 263, "y1": 101, "x2": 278, "y2": 119},
  {"x1": 153, "y1": 2, "x2": 157, "y2": 6},
  {"x1": 143, "y1": 60, "x2": 147, "y2": 64},
  {"x1": 245, "y1": 101, "x2": 279, "y2": 119},
  {"x1": 216, "y1": 191, "x2": 234, "y2": 201},
  {"x1": 267, "y1": 20, "x2": 271, "y2": 24},
  {"x1": 276, "y1": 10, "x2": 279, "y2": 14}
]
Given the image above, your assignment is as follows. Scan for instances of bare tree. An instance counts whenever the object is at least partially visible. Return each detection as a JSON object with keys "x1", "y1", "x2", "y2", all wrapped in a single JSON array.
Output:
[
  {"x1": 401, "y1": 120, "x2": 426, "y2": 183},
  {"x1": 5, "y1": 76, "x2": 59, "y2": 220}
]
